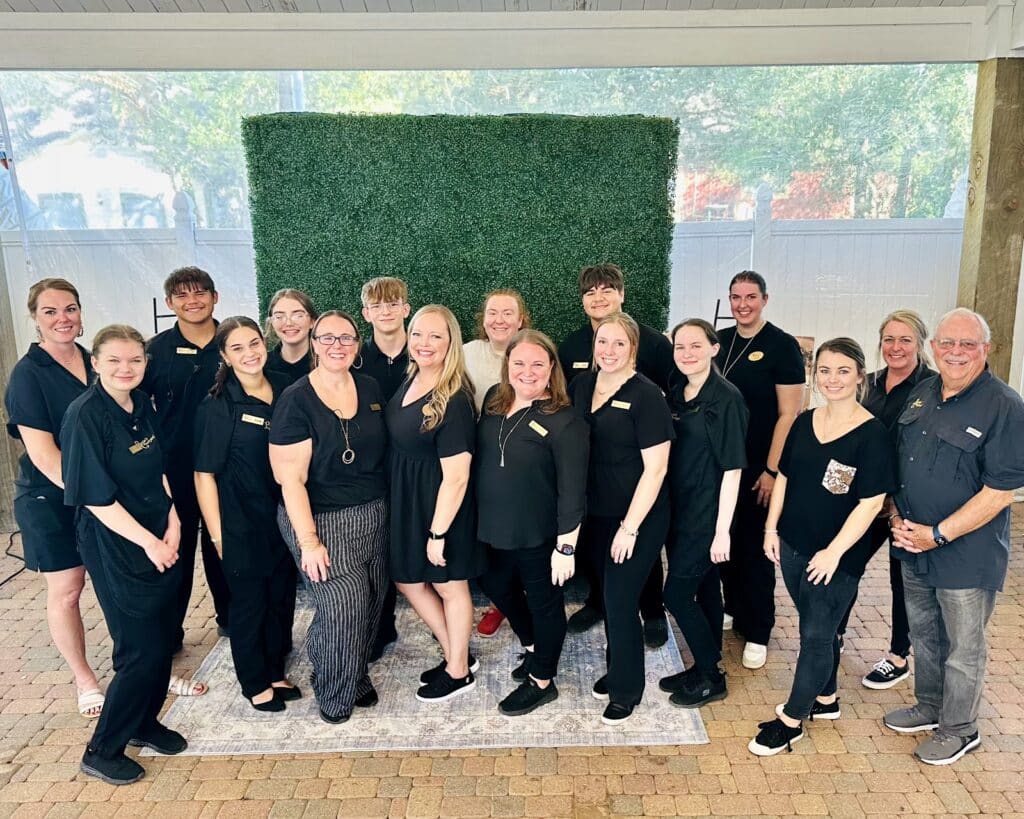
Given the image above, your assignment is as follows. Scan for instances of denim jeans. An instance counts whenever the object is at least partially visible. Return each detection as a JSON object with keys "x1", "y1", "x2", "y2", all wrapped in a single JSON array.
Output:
[
  {"x1": 779, "y1": 542, "x2": 860, "y2": 721},
  {"x1": 900, "y1": 563, "x2": 997, "y2": 737}
]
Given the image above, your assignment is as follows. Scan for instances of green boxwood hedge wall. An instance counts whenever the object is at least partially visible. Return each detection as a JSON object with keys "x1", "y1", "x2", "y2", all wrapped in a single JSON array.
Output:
[{"x1": 242, "y1": 113, "x2": 678, "y2": 343}]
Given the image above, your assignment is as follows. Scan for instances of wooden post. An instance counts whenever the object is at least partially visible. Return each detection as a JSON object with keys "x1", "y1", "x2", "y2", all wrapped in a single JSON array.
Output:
[{"x1": 957, "y1": 58, "x2": 1024, "y2": 380}]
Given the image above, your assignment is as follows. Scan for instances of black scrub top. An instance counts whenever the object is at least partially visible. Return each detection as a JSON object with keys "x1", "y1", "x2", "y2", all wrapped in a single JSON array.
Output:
[
  {"x1": 60, "y1": 383, "x2": 180, "y2": 614},
  {"x1": 266, "y1": 345, "x2": 313, "y2": 388},
  {"x1": 142, "y1": 321, "x2": 221, "y2": 481},
  {"x1": 476, "y1": 391, "x2": 590, "y2": 551},
  {"x1": 355, "y1": 337, "x2": 409, "y2": 403},
  {"x1": 714, "y1": 322, "x2": 805, "y2": 472},
  {"x1": 193, "y1": 370, "x2": 292, "y2": 576},
  {"x1": 5, "y1": 343, "x2": 93, "y2": 496},
  {"x1": 269, "y1": 373, "x2": 388, "y2": 514},
  {"x1": 667, "y1": 370, "x2": 749, "y2": 544},
  {"x1": 559, "y1": 322, "x2": 674, "y2": 392},
  {"x1": 569, "y1": 372, "x2": 675, "y2": 521}
]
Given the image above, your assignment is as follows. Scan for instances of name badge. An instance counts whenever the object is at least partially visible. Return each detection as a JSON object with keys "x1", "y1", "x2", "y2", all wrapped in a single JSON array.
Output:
[
  {"x1": 129, "y1": 435, "x2": 156, "y2": 455},
  {"x1": 966, "y1": 426, "x2": 982, "y2": 438},
  {"x1": 370, "y1": 403, "x2": 382, "y2": 412},
  {"x1": 611, "y1": 400, "x2": 631, "y2": 410},
  {"x1": 241, "y1": 413, "x2": 268, "y2": 427},
  {"x1": 572, "y1": 361, "x2": 589, "y2": 369},
  {"x1": 748, "y1": 351, "x2": 764, "y2": 362},
  {"x1": 529, "y1": 420, "x2": 548, "y2": 437},
  {"x1": 175, "y1": 347, "x2": 198, "y2": 356}
]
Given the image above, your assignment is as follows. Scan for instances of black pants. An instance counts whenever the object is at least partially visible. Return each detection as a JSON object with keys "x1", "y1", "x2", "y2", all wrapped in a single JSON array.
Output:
[
  {"x1": 663, "y1": 542, "x2": 724, "y2": 675},
  {"x1": 477, "y1": 542, "x2": 567, "y2": 680},
  {"x1": 79, "y1": 529, "x2": 177, "y2": 760},
  {"x1": 588, "y1": 508, "x2": 670, "y2": 707},
  {"x1": 373, "y1": 582, "x2": 399, "y2": 646},
  {"x1": 779, "y1": 542, "x2": 860, "y2": 721},
  {"x1": 226, "y1": 551, "x2": 297, "y2": 699},
  {"x1": 719, "y1": 468, "x2": 775, "y2": 644},
  {"x1": 579, "y1": 515, "x2": 665, "y2": 622},
  {"x1": 837, "y1": 518, "x2": 911, "y2": 658}
]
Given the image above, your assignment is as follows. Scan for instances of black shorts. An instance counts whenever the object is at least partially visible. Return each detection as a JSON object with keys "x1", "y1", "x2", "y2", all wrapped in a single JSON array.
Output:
[{"x1": 13, "y1": 487, "x2": 81, "y2": 572}]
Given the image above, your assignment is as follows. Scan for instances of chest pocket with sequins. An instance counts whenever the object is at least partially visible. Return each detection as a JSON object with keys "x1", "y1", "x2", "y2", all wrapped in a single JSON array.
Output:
[{"x1": 822, "y1": 459, "x2": 857, "y2": 495}]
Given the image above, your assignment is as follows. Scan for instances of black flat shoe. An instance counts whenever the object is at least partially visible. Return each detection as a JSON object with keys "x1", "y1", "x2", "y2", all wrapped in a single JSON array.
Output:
[
  {"x1": 319, "y1": 708, "x2": 350, "y2": 724},
  {"x1": 128, "y1": 723, "x2": 188, "y2": 755},
  {"x1": 248, "y1": 692, "x2": 285, "y2": 713},
  {"x1": 272, "y1": 684, "x2": 302, "y2": 702},
  {"x1": 355, "y1": 687, "x2": 379, "y2": 708},
  {"x1": 80, "y1": 749, "x2": 144, "y2": 786}
]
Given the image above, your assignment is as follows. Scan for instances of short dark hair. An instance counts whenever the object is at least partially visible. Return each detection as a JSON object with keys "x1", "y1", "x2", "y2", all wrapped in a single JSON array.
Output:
[
  {"x1": 28, "y1": 278, "x2": 80, "y2": 315},
  {"x1": 164, "y1": 266, "x2": 217, "y2": 299},
  {"x1": 578, "y1": 263, "x2": 625, "y2": 296},
  {"x1": 729, "y1": 270, "x2": 767, "y2": 297},
  {"x1": 670, "y1": 317, "x2": 719, "y2": 347}
]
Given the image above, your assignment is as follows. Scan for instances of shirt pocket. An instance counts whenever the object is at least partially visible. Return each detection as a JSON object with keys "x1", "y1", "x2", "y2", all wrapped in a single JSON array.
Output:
[
  {"x1": 822, "y1": 459, "x2": 857, "y2": 495},
  {"x1": 932, "y1": 426, "x2": 982, "y2": 479}
]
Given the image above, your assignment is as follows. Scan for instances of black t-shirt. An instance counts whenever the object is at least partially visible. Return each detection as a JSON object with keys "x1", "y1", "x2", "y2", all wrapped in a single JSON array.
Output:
[
  {"x1": 5, "y1": 343, "x2": 93, "y2": 495},
  {"x1": 559, "y1": 322, "x2": 674, "y2": 392},
  {"x1": 266, "y1": 345, "x2": 313, "y2": 388},
  {"x1": 269, "y1": 373, "x2": 388, "y2": 514},
  {"x1": 714, "y1": 322, "x2": 805, "y2": 472},
  {"x1": 355, "y1": 337, "x2": 409, "y2": 403},
  {"x1": 667, "y1": 371, "x2": 749, "y2": 541},
  {"x1": 778, "y1": 411, "x2": 895, "y2": 577},
  {"x1": 476, "y1": 391, "x2": 590, "y2": 550},
  {"x1": 568, "y1": 371, "x2": 675, "y2": 520},
  {"x1": 193, "y1": 370, "x2": 292, "y2": 575}
]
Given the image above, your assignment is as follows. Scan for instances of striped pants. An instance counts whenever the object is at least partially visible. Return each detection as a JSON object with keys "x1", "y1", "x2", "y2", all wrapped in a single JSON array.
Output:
[{"x1": 278, "y1": 498, "x2": 389, "y2": 718}]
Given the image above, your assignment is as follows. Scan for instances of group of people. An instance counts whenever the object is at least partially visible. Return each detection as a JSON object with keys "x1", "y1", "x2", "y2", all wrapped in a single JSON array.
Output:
[{"x1": 5, "y1": 262, "x2": 1021, "y2": 786}]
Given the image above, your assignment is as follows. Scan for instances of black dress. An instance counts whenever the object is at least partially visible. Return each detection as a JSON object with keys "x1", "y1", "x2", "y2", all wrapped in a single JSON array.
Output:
[{"x1": 385, "y1": 383, "x2": 483, "y2": 584}]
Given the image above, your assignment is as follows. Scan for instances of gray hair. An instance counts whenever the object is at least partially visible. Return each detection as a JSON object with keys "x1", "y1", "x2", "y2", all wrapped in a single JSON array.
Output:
[{"x1": 935, "y1": 307, "x2": 992, "y2": 343}]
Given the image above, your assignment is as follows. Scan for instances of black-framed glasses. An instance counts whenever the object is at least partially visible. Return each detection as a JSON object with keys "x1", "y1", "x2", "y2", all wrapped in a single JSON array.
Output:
[{"x1": 314, "y1": 333, "x2": 358, "y2": 347}]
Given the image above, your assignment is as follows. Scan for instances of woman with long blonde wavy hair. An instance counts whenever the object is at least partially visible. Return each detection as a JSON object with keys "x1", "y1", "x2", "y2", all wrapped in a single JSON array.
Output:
[{"x1": 385, "y1": 305, "x2": 485, "y2": 703}]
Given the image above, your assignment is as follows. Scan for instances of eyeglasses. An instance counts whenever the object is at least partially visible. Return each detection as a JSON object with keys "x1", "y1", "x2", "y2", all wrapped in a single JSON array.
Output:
[
  {"x1": 270, "y1": 311, "x2": 309, "y2": 323},
  {"x1": 170, "y1": 288, "x2": 210, "y2": 301},
  {"x1": 313, "y1": 333, "x2": 358, "y2": 347},
  {"x1": 366, "y1": 301, "x2": 404, "y2": 313},
  {"x1": 934, "y1": 338, "x2": 983, "y2": 352}
]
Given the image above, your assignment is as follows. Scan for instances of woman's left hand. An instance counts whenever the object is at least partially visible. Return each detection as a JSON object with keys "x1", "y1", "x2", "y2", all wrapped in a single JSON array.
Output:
[
  {"x1": 610, "y1": 528, "x2": 637, "y2": 564},
  {"x1": 551, "y1": 552, "x2": 575, "y2": 586},
  {"x1": 427, "y1": 537, "x2": 446, "y2": 567},
  {"x1": 806, "y1": 547, "x2": 842, "y2": 585}
]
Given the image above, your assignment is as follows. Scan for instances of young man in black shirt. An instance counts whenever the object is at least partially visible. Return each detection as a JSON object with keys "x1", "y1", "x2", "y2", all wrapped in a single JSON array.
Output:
[
  {"x1": 558, "y1": 263, "x2": 673, "y2": 646},
  {"x1": 142, "y1": 266, "x2": 231, "y2": 651}
]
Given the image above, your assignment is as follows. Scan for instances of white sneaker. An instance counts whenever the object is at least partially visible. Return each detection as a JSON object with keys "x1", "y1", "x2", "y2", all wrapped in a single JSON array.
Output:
[
  {"x1": 722, "y1": 614, "x2": 733, "y2": 631},
  {"x1": 742, "y1": 642, "x2": 767, "y2": 669}
]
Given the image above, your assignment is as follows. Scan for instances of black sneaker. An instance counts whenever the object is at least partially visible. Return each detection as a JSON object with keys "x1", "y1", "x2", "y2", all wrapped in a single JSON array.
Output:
[
  {"x1": 601, "y1": 702, "x2": 634, "y2": 725},
  {"x1": 643, "y1": 617, "x2": 669, "y2": 648},
  {"x1": 217, "y1": 625, "x2": 230, "y2": 638},
  {"x1": 319, "y1": 708, "x2": 350, "y2": 724},
  {"x1": 862, "y1": 658, "x2": 910, "y2": 690},
  {"x1": 80, "y1": 749, "x2": 145, "y2": 785},
  {"x1": 748, "y1": 718, "x2": 804, "y2": 756},
  {"x1": 498, "y1": 678, "x2": 559, "y2": 716},
  {"x1": 511, "y1": 650, "x2": 534, "y2": 682},
  {"x1": 669, "y1": 673, "x2": 727, "y2": 708},
  {"x1": 128, "y1": 723, "x2": 187, "y2": 755},
  {"x1": 355, "y1": 686, "x2": 379, "y2": 708},
  {"x1": 776, "y1": 699, "x2": 840, "y2": 721},
  {"x1": 659, "y1": 666, "x2": 700, "y2": 694},
  {"x1": 567, "y1": 604, "x2": 603, "y2": 634},
  {"x1": 416, "y1": 669, "x2": 476, "y2": 703},
  {"x1": 592, "y1": 675, "x2": 609, "y2": 701},
  {"x1": 419, "y1": 654, "x2": 479, "y2": 685}
]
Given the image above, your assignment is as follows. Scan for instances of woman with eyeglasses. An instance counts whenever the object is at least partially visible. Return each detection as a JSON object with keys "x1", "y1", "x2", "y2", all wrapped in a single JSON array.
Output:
[
  {"x1": 266, "y1": 289, "x2": 319, "y2": 387},
  {"x1": 269, "y1": 311, "x2": 390, "y2": 724}
]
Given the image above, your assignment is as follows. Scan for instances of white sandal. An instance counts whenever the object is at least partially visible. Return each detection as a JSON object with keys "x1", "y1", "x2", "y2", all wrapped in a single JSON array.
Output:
[
  {"x1": 168, "y1": 674, "x2": 208, "y2": 697},
  {"x1": 77, "y1": 688, "x2": 104, "y2": 719}
]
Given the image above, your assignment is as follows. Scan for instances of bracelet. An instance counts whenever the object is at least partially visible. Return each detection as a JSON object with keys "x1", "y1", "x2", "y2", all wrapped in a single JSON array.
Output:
[
  {"x1": 888, "y1": 514, "x2": 900, "y2": 522},
  {"x1": 297, "y1": 534, "x2": 322, "y2": 551},
  {"x1": 428, "y1": 529, "x2": 448, "y2": 541},
  {"x1": 211, "y1": 538, "x2": 222, "y2": 546},
  {"x1": 619, "y1": 522, "x2": 639, "y2": 538},
  {"x1": 765, "y1": 467, "x2": 778, "y2": 478},
  {"x1": 764, "y1": 529, "x2": 778, "y2": 534}
]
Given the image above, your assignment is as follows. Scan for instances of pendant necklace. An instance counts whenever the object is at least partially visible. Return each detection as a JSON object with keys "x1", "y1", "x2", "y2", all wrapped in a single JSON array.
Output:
[
  {"x1": 334, "y1": 410, "x2": 356, "y2": 464},
  {"x1": 498, "y1": 406, "x2": 532, "y2": 468},
  {"x1": 722, "y1": 321, "x2": 765, "y2": 377}
]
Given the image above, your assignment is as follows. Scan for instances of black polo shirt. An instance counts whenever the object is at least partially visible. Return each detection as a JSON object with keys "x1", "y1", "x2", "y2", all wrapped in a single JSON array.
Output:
[
  {"x1": 667, "y1": 370, "x2": 749, "y2": 543},
  {"x1": 269, "y1": 373, "x2": 388, "y2": 514},
  {"x1": 142, "y1": 321, "x2": 221, "y2": 481},
  {"x1": 863, "y1": 365, "x2": 937, "y2": 438},
  {"x1": 569, "y1": 371, "x2": 675, "y2": 520},
  {"x1": 266, "y1": 345, "x2": 313, "y2": 388},
  {"x1": 559, "y1": 322, "x2": 674, "y2": 392},
  {"x1": 476, "y1": 392, "x2": 590, "y2": 550},
  {"x1": 714, "y1": 322, "x2": 805, "y2": 471},
  {"x1": 193, "y1": 370, "x2": 292, "y2": 576},
  {"x1": 893, "y1": 370, "x2": 1024, "y2": 591},
  {"x1": 5, "y1": 343, "x2": 93, "y2": 495},
  {"x1": 355, "y1": 337, "x2": 409, "y2": 402}
]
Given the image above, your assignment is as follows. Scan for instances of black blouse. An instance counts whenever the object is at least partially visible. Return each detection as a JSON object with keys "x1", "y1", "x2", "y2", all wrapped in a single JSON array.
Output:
[
  {"x1": 476, "y1": 391, "x2": 590, "y2": 550},
  {"x1": 559, "y1": 322, "x2": 675, "y2": 392},
  {"x1": 266, "y1": 345, "x2": 313, "y2": 388},
  {"x1": 5, "y1": 343, "x2": 92, "y2": 494},
  {"x1": 269, "y1": 373, "x2": 388, "y2": 514},
  {"x1": 568, "y1": 372, "x2": 675, "y2": 520},
  {"x1": 863, "y1": 365, "x2": 936, "y2": 438}
]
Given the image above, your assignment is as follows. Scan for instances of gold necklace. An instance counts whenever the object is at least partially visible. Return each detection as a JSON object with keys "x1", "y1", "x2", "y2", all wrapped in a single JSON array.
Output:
[
  {"x1": 722, "y1": 321, "x2": 765, "y2": 377},
  {"x1": 497, "y1": 407, "x2": 532, "y2": 468}
]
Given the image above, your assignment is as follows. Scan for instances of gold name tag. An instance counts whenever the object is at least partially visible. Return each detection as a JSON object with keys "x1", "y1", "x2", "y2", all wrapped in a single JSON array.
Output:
[
  {"x1": 748, "y1": 351, "x2": 764, "y2": 362},
  {"x1": 129, "y1": 435, "x2": 156, "y2": 454},
  {"x1": 529, "y1": 420, "x2": 548, "y2": 437},
  {"x1": 611, "y1": 400, "x2": 631, "y2": 410},
  {"x1": 572, "y1": 361, "x2": 589, "y2": 369},
  {"x1": 370, "y1": 403, "x2": 382, "y2": 412},
  {"x1": 175, "y1": 347, "x2": 197, "y2": 355},
  {"x1": 241, "y1": 413, "x2": 267, "y2": 427}
]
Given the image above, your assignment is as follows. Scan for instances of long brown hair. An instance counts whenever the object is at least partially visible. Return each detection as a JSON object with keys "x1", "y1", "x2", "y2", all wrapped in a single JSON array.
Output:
[
  {"x1": 210, "y1": 316, "x2": 266, "y2": 398},
  {"x1": 484, "y1": 329, "x2": 569, "y2": 417}
]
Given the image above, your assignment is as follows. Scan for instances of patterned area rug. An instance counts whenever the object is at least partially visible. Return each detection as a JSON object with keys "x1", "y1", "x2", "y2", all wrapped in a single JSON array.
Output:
[{"x1": 151, "y1": 596, "x2": 708, "y2": 755}]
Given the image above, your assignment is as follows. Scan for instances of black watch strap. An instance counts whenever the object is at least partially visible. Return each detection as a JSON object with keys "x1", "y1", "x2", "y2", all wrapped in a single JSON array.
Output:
[{"x1": 555, "y1": 542, "x2": 575, "y2": 556}]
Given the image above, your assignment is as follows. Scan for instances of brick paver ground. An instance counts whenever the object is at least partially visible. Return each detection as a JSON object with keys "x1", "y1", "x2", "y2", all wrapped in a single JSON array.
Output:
[{"x1": 0, "y1": 507, "x2": 1021, "y2": 818}]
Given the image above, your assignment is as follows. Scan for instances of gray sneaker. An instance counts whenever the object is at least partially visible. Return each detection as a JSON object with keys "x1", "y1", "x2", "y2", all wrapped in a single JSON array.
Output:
[
  {"x1": 883, "y1": 705, "x2": 939, "y2": 734},
  {"x1": 914, "y1": 731, "x2": 980, "y2": 766}
]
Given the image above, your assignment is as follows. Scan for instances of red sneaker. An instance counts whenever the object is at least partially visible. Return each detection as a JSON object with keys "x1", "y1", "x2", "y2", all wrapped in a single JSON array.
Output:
[{"x1": 477, "y1": 606, "x2": 506, "y2": 637}]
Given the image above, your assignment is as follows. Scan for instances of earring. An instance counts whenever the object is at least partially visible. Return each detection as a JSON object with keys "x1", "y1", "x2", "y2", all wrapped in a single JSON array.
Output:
[
  {"x1": 35, "y1": 326, "x2": 42, "y2": 341},
  {"x1": 77, "y1": 327, "x2": 84, "y2": 338}
]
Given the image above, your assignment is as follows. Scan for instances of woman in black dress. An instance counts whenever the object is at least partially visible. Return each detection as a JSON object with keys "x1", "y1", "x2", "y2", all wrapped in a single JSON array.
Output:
[
  {"x1": 660, "y1": 319, "x2": 748, "y2": 709},
  {"x1": 4, "y1": 278, "x2": 103, "y2": 719},
  {"x1": 568, "y1": 312, "x2": 674, "y2": 725},
  {"x1": 476, "y1": 329, "x2": 589, "y2": 716},
  {"x1": 61, "y1": 325, "x2": 187, "y2": 785},
  {"x1": 194, "y1": 317, "x2": 299, "y2": 712},
  {"x1": 386, "y1": 304, "x2": 484, "y2": 703},
  {"x1": 269, "y1": 311, "x2": 389, "y2": 724},
  {"x1": 265, "y1": 289, "x2": 318, "y2": 386},
  {"x1": 751, "y1": 338, "x2": 894, "y2": 756}
]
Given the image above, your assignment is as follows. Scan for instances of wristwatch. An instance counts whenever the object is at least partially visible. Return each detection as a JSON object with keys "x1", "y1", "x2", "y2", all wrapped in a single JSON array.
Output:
[
  {"x1": 427, "y1": 529, "x2": 448, "y2": 541},
  {"x1": 554, "y1": 542, "x2": 576, "y2": 556},
  {"x1": 932, "y1": 525, "x2": 949, "y2": 548}
]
